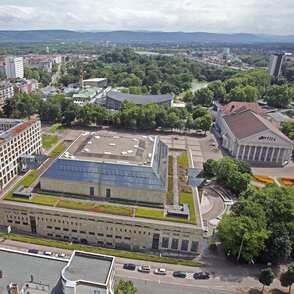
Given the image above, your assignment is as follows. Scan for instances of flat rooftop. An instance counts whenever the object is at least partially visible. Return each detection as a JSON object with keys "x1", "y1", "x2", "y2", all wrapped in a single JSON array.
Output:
[
  {"x1": 0, "y1": 248, "x2": 67, "y2": 293},
  {"x1": 63, "y1": 131, "x2": 156, "y2": 165},
  {"x1": 63, "y1": 251, "x2": 114, "y2": 285}
]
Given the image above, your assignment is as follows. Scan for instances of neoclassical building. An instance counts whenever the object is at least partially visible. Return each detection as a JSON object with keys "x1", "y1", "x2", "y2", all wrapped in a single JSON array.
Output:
[{"x1": 217, "y1": 109, "x2": 293, "y2": 166}]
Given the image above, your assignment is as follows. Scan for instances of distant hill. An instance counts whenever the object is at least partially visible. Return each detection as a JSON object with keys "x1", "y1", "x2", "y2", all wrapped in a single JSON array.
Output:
[{"x1": 0, "y1": 30, "x2": 293, "y2": 44}]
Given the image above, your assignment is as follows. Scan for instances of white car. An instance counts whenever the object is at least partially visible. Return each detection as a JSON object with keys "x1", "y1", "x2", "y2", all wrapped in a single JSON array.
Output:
[
  {"x1": 154, "y1": 268, "x2": 167, "y2": 275},
  {"x1": 43, "y1": 251, "x2": 52, "y2": 256},
  {"x1": 138, "y1": 265, "x2": 151, "y2": 273}
]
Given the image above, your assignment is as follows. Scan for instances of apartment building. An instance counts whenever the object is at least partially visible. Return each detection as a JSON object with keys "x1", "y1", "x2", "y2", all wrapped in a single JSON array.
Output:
[
  {"x1": 0, "y1": 115, "x2": 42, "y2": 189},
  {"x1": 0, "y1": 82, "x2": 14, "y2": 109},
  {"x1": 5, "y1": 56, "x2": 24, "y2": 79}
]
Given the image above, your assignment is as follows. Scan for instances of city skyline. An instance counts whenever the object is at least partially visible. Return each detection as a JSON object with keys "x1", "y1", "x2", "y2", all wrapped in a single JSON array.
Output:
[{"x1": 0, "y1": 0, "x2": 293, "y2": 35}]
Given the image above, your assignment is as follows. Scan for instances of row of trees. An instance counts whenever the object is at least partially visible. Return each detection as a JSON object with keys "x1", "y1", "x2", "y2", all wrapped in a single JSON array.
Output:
[
  {"x1": 203, "y1": 157, "x2": 252, "y2": 195},
  {"x1": 2, "y1": 93, "x2": 213, "y2": 132},
  {"x1": 24, "y1": 68, "x2": 52, "y2": 87},
  {"x1": 259, "y1": 263, "x2": 294, "y2": 293}
]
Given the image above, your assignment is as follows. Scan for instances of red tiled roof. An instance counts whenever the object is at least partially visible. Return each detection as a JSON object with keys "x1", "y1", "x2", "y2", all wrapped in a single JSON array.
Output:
[
  {"x1": 221, "y1": 101, "x2": 266, "y2": 115},
  {"x1": 223, "y1": 109, "x2": 293, "y2": 143}
]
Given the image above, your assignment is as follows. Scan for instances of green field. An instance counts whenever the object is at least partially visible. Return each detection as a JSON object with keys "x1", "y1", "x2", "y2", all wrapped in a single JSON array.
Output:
[
  {"x1": 0, "y1": 232, "x2": 200, "y2": 267},
  {"x1": 42, "y1": 134, "x2": 58, "y2": 149}
]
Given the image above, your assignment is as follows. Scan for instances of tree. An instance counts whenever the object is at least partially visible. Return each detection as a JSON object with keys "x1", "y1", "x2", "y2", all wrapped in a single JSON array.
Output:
[
  {"x1": 218, "y1": 215, "x2": 269, "y2": 263},
  {"x1": 115, "y1": 280, "x2": 137, "y2": 294},
  {"x1": 193, "y1": 88, "x2": 213, "y2": 106},
  {"x1": 195, "y1": 114, "x2": 212, "y2": 134},
  {"x1": 280, "y1": 263, "x2": 294, "y2": 294},
  {"x1": 281, "y1": 121, "x2": 294, "y2": 140},
  {"x1": 265, "y1": 85, "x2": 292, "y2": 108},
  {"x1": 259, "y1": 268, "x2": 275, "y2": 293},
  {"x1": 208, "y1": 80, "x2": 226, "y2": 102},
  {"x1": 203, "y1": 159, "x2": 218, "y2": 177}
]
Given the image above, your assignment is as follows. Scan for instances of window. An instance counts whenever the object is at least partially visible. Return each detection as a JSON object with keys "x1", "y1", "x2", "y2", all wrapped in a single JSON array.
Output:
[
  {"x1": 89, "y1": 232, "x2": 95, "y2": 235},
  {"x1": 171, "y1": 238, "x2": 179, "y2": 250},
  {"x1": 181, "y1": 240, "x2": 189, "y2": 251},
  {"x1": 191, "y1": 241, "x2": 198, "y2": 252},
  {"x1": 106, "y1": 234, "x2": 113, "y2": 238},
  {"x1": 90, "y1": 187, "x2": 94, "y2": 196},
  {"x1": 115, "y1": 236, "x2": 122, "y2": 239},
  {"x1": 97, "y1": 233, "x2": 104, "y2": 237},
  {"x1": 162, "y1": 237, "x2": 169, "y2": 248},
  {"x1": 72, "y1": 229, "x2": 77, "y2": 233},
  {"x1": 106, "y1": 188, "x2": 111, "y2": 198}
]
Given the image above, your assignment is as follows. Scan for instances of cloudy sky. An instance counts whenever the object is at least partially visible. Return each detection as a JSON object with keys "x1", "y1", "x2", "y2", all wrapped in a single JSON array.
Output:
[{"x1": 0, "y1": 0, "x2": 293, "y2": 35}]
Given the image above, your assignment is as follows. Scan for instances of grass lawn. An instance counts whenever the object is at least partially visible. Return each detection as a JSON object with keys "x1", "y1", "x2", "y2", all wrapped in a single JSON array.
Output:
[
  {"x1": 177, "y1": 151, "x2": 189, "y2": 170},
  {"x1": 136, "y1": 207, "x2": 164, "y2": 219},
  {"x1": 0, "y1": 232, "x2": 200, "y2": 267},
  {"x1": 49, "y1": 124, "x2": 66, "y2": 134},
  {"x1": 49, "y1": 142, "x2": 65, "y2": 158},
  {"x1": 90, "y1": 204, "x2": 133, "y2": 216},
  {"x1": 180, "y1": 192, "x2": 196, "y2": 224},
  {"x1": 19, "y1": 169, "x2": 38, "y2": 187},
  {"x1": 42, "y1": 134, "x2": 58, "y2": 149}
]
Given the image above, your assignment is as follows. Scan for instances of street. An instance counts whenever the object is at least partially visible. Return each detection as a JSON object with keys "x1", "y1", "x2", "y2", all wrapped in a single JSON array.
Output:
[{"x1": 0, "y1": 238, "x2": 285, "y2": 294}]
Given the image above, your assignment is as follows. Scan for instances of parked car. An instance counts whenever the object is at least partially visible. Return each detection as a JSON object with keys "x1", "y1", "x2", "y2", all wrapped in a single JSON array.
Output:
[
  {"x1": 28, "y1": 249, "x2": 39, "y2": 254},
  {"x1": 154, "y1": 268, "x2": 167, "y2": 275},
  {"x1": 57, "y1": 253, "x2": 66, "y2": 258},
  {"x1": 43, "y1": 251, "x2": 52, "y2": 256},
  {"x1": 193, "y1": 272, "x2": 210, "y2": 279},
  {"x1": 123, "y1": 263, "x2": 136, "y2": 271},
  {"x1": 173, "y1": 271, "x2": 187, "y2": 278},
  {"x1": 138, "y1": 265, "x2": 151, "y2": 273}
]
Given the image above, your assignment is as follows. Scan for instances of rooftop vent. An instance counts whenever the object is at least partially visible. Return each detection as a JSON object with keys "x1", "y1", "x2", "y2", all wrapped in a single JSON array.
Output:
[{"x1": 109, "y1": 143, "x2": 116, "y2": 146}]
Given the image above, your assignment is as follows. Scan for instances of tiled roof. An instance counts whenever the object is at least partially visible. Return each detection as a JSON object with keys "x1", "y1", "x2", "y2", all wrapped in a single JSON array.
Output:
[
  {"x1": 223, "y1": 109, "x2": 293, "y2": 143},
  {"x1": 221, "y1": 101, "x2": 266, "y2": 115}
]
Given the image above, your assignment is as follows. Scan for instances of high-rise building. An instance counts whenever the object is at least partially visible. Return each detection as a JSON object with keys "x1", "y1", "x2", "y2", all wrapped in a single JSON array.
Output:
[
  {"x1": 5, "y1": 56, "x2": 24, "y2": 79},
  {"x1": 268, "y1": 53, "x2": 285, "y2": 78}
]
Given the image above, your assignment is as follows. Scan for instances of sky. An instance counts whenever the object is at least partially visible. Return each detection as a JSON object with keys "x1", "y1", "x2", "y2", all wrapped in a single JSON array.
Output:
[{"x1": 0, "y1": 0, "x2": 293, "y2": 35}]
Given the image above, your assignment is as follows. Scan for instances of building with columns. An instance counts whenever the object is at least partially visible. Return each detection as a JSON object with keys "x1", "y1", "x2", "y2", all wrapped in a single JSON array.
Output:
[{"x1": 218, "y1": 109, "x2": 293, "y2": 166}]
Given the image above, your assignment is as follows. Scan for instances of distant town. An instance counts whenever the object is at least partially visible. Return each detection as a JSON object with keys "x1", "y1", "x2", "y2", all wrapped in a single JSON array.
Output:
[{"x1": 0, "y1": 36, "x2": 293, "y2": 294}]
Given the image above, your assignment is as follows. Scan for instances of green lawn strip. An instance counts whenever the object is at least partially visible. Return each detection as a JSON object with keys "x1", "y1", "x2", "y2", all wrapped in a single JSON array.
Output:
[
  {"x1": 135, "y1": 207, "x2": 164, "y2": 219},
  {"x1": 180, "y1": 192, "x2": 196, "y2": 224},
  {"x1": 177, "y1": 151, "x2": 189, "y2": 170},
  {"x1": 49, "y1": 142, "x2": 65, "y2": 158},
  {"x1": 0, "y1": 232, "x2": 200, "y2": 267},
  {"x1": 135, "y1": 207, "x2": 194, "y2": 224},
  {"x1": 91, "y1": 204, "x2": 133, "y2": 216},
  {"x1": 49, "y1": 124, "x2": 66, "y2": 134},
  {"x1": 42, "y1": 134, "x2": 58, "y2": 149}
]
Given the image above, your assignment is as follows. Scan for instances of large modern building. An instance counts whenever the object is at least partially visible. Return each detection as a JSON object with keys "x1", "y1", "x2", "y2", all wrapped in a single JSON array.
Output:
[
  {"x1": 0, "y1": 115, "x2": 41, "y2": 189},
  {"x1": 0, "y1": 129, "x2": 203, "y2": 255},
  {"x1": 0, "y1": 248, "x2": 115, "y2": 294},
  {"x1": 40, "y1": 132, "x2": 168, "y2": 205},
  {"x1": 5, "y1": 56, "x2": 24, "y2": 79},
  {"x1": 0, "y1": 81, "x2": 14, "y2": 109},
  {"x1": 217, "y1": 109, "x2": 293, "y2": 166},
  {"x1": 106, "y1": 91, "x2": 173, "y2": 110},
  {"x1": 268, "y1": 53, "x2": 285, "y2": 78}
]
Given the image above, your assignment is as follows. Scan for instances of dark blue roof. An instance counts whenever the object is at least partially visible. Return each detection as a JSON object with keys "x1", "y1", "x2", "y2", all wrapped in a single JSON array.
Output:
[
  {"x1": 41, "y1": 158, "x2": 166, "y2": 192},
  {"x1": 107, "y1": 91, "x2": 173, "y2": 105}
]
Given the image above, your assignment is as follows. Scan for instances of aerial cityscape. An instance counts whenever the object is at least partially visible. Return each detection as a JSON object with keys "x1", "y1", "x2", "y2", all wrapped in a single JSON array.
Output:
[{"x1": 0, "y1": 1, "x2": 293, "y2": 294}]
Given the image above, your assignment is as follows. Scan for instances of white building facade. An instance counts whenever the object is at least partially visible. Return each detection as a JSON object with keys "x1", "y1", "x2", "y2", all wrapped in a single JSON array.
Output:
[
  {"x1": 0, "y1": 82, "x2": 14, "y2": 109},
  {"x1": 219, "y1": 110, "x2": 293, "y2": 166},
  {"x1": 0, "y1": 115, "x2": 42, "y2": 189},
  {"x1": 5, "y1": 56, "x2": 24, "y2": 79}
]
